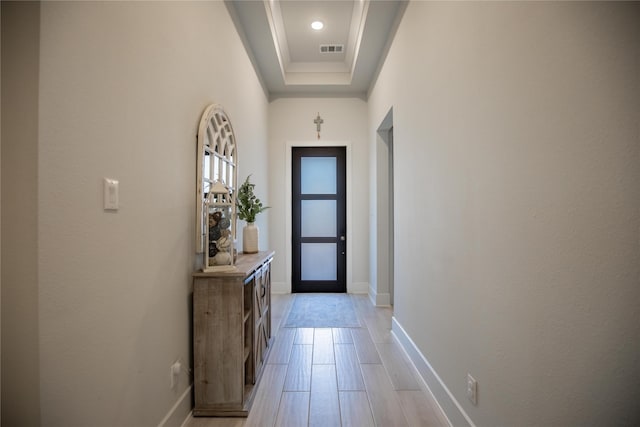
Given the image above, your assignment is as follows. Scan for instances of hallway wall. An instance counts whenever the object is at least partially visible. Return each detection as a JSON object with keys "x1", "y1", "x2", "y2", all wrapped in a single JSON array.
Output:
[
  {"x1": 368, "y1": 2, "x2": 640, "y2": 426},
  {"x1": 1, "y1": 3, "x2": 41, "y2": 425},
  {"x1": 2, "y1": 2, "x2": 268, "y2": 426},
  {"x1": 268, "y1": 98, "x2": 369, "y2": 294}
]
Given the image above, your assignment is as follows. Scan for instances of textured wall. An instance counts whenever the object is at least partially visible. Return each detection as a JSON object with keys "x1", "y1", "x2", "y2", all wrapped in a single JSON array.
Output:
[
  {"x1": 1, "y1": 2, "x2": 269, "y2": 426},
  {"x1": 369, "y1": 2, "x2": 640, "y2": 425}
]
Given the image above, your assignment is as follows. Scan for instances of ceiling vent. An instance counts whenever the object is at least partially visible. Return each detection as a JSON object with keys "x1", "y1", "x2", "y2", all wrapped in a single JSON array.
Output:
[{"x1": 320, "y1": 44, "x2": 344, "y2": 53}]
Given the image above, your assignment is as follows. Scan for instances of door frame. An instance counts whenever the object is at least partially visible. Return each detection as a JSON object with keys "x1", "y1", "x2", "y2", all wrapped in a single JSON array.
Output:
[
  {"x1": 375, "y1": 108, "x2": 395, "y2": 306},
  {"x1": 285, "y1": 141, "x2": 353, "y2": 294}
]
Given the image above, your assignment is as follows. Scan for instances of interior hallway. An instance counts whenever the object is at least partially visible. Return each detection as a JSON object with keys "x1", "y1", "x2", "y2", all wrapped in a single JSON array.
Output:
[
  {"x1": 3, "y1": 3, "x2": 638, "y2": 425},
  {"x1": 186, "y1": 294, "x2": 448, "y2": 427}
]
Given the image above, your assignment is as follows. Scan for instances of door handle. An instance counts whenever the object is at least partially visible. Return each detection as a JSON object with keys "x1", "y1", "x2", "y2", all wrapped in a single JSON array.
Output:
[{"x1": 340, "y1": 235, "x2": 345, "y2": 241}]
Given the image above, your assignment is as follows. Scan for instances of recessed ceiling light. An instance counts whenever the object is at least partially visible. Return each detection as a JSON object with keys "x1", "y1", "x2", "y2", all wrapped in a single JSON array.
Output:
[{"x1": 311, "y1": 21, "x2": 324, "y2": 31}]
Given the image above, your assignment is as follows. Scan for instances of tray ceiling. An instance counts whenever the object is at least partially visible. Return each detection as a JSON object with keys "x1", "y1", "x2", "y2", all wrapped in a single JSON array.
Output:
[{"x1": 225, "y1": 0, "x2": 408, "y2": 100}]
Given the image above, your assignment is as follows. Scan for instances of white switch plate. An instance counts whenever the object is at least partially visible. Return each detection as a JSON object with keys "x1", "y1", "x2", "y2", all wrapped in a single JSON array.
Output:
[
  {"x1": 467, "y1": 373, "x2": 477, "y2": 405},
  {"x1": 170, "y1": 360, "x2": 181, "y2": 389},
  {"x1": 103, "y1": 178, "x2": 119, "y2": 210}
]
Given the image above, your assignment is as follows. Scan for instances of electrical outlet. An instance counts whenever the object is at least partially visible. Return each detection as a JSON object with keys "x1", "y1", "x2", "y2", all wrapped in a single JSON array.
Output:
[
  {"x1": 170, "y1": 360, "x2": 182, "y2": 389},
  {"x1": 467, "y1": 373, "x2": 478, "y2": 405}
]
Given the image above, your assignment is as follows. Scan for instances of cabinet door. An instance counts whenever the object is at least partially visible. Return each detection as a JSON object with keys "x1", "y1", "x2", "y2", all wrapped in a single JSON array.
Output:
[
  {"x1": 194, "y1": 279, "x2": 244, "y2": 408},
  {"x1": 253, "y1": 266, "x2": 268, "y2": 375},
  {"x1": 261, "y1": 262, "x2": 271, "y2": 339},
  {"x1": 244, "y1": 279, "x2": 255, "y2": 386}
]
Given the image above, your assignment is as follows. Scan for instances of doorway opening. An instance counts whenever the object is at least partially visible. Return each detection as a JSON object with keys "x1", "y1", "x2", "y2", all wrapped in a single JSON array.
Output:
[{"x1": 376, "y1": 109, "x2": 394, "y2": 306}]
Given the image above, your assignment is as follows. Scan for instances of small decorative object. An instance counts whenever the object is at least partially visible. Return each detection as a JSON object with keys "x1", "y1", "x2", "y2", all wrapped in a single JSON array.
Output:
[
  {"x1": 212, "y1": 229, "x2": 233, "y2": 265},
  {"x1": 243, "y1": 222, "x2": 259, "y2": 255},
  {"x1": 314, "y1": 112, "x2": 323, "y2": 140},
  {"x1": 237, "y1": 175, "x2": 269, "y2": 254},
  {"x1": 203, "y1": 181, "x2": 236, "y2": 272}
]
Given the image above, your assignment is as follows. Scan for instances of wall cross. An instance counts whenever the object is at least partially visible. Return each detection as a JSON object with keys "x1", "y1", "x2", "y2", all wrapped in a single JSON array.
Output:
[{"x1": 314, "y1": 113, "x2": 323, "y2": 140}]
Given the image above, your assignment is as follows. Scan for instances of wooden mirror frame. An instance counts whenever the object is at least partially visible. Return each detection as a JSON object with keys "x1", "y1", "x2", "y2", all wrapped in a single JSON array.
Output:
[{"x1": 196, "y1": 104, "x2": 238, "y2": 253}]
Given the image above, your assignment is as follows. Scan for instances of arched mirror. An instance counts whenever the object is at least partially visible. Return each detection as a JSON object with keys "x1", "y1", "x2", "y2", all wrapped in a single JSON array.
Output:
[{"x1": 196, "y1": 104, "x2": 238, "y2": 270}]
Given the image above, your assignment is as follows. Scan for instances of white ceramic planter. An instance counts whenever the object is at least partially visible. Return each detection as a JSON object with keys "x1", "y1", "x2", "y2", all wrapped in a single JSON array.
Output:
[{"x1": 243, "y1": 222, "x2": 259, "y2": 254}]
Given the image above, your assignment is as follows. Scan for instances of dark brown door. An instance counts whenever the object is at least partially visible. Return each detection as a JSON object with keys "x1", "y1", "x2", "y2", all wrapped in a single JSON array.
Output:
[{"x1": 292, "y1": 147, "x2": 346, "y2": 293}]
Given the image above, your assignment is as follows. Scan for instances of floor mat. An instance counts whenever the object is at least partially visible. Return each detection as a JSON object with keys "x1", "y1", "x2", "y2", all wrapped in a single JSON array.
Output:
[{"x1": 284, "y1": 293, "x2": 361, "y2": 328}]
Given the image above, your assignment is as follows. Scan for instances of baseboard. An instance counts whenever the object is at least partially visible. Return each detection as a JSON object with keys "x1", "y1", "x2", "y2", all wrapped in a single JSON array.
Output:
[
  {"x1": 349, "y1": 281, "x2": 369, "y2": 294},
  {"x1": 375, "y1": 292, "x2": 391, "y2": 306},
  {"x1": 178, "y1": 412, "x2": 193, "y2": 427},
  {"x1": 271, "y1": 281, "x2": 289, "y2": 294},
  {"x1": 391, "y1": 318, "x2": 476, "y2": 427},
  {"x1": 157, "y1": 385, "x2": 193, "y2": 427},
  {"x1": 368, "y1": 284, "x2": 377, "y2": 305},
  {"x1": 368, "y1": 284, "x2": 391, "y2": 306}
]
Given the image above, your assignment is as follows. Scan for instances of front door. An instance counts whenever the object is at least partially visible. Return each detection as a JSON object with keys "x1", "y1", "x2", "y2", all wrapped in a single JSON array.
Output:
[{"x1": 292, "y1": 146, "x2": 346, "y2": 293}]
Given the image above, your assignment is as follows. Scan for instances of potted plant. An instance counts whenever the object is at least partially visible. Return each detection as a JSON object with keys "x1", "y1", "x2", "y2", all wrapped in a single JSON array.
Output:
[{"x1": 236, "y1": 175, "x2": 269, "y2": 253}]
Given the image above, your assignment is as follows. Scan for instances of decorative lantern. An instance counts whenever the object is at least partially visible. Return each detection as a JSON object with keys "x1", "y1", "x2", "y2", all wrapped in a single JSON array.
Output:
[{"x1": 203, "y1": 181, "x2": 236, "y2": 272}]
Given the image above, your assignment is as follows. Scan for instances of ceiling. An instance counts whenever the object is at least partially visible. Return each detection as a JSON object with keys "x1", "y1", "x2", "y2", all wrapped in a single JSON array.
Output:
[{"x1": 225, "y1": 0, "x2": 408, "y2": 101}]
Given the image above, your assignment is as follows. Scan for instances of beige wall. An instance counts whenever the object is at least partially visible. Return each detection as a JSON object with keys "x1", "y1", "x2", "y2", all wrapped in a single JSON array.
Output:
[
  {"x1": 0, "y1": 4, "x2": 2, "y2": 421},
  {"x1": 1, "y1": 2, "x2": 41, "y2": 425},
  {"x1": 369, "y1": 2, "x2": 640, "y2": 426},
  {"x1": 268, "y1": 98, "x2": 369, "y2": 294},
  {"x1": 2, "y1": 1, "x2": 269, "y2": 426}
]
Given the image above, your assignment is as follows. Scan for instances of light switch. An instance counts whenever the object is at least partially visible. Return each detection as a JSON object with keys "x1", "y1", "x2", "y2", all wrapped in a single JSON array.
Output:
[{"x1": 103, "y1": 178, "x2": 119, "y2": 210}]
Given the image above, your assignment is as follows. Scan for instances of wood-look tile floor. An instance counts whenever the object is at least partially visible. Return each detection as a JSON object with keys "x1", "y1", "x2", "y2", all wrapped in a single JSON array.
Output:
[{"x1": 185, "y1": 294, "x2": 449, "y2": 427}]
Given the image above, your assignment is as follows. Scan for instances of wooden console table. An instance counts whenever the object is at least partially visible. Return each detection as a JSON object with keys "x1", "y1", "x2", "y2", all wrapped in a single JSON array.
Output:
[{"x1": 192, "y1": 251, "x2": 274, "y2": 416}]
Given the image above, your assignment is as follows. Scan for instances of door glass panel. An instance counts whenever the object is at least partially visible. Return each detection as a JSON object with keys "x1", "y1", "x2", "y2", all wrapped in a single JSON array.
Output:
[
  {"x1": 301, "y1": 157, "x2": 336, "y2": 194},
  {"x1": 301, "y1": 243, "x2": 337, "y2": 280},
  {"x1": 301, "y1": 200, "x2": 336, "y2": 237}
]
